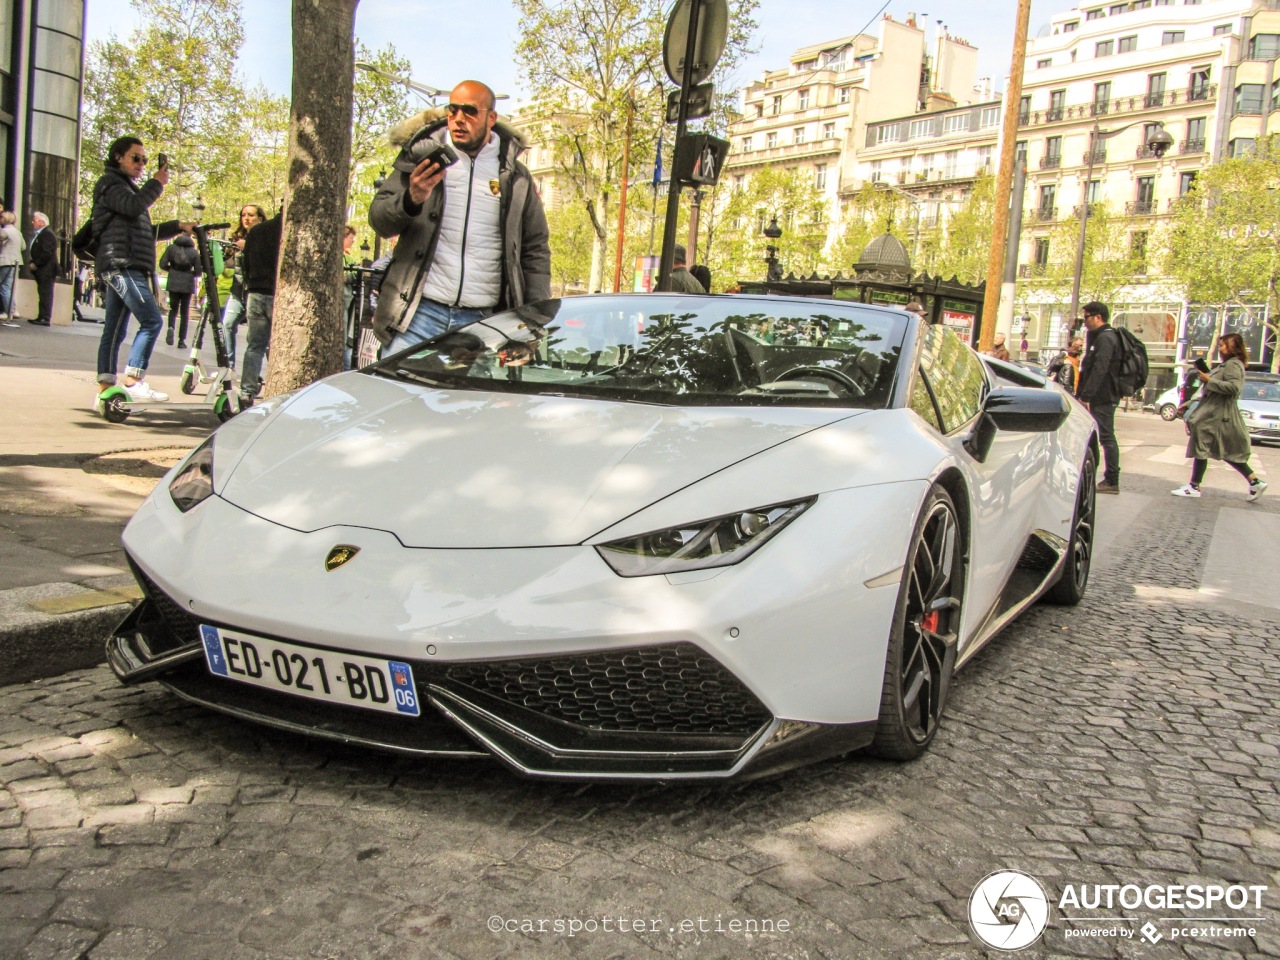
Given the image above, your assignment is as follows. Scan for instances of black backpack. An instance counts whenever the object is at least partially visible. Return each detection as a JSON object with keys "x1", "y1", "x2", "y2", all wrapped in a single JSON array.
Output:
[
  {"x1": 1113, "y1": 326, "x2": 1149, "y2": 396},
  {"x1": 71, "y1": 218, "x2": 98, "y2": 263}
]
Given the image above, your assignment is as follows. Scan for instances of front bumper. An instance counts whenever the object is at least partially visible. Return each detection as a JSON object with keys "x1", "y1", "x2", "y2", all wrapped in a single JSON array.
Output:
[{"x1": 108, "y1": 566, "x2": 874, "y2": 780}]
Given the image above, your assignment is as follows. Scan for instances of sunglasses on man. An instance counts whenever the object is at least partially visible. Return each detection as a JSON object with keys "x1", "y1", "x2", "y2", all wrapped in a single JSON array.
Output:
[{"x1": 446, "y1": 103, "x2": 483, "y2": 118}]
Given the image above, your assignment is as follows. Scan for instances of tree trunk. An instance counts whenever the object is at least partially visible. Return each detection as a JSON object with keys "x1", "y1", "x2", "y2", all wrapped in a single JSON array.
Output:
[{"x1": 266, "y1": 0, "x2": 359, "y2": 397}]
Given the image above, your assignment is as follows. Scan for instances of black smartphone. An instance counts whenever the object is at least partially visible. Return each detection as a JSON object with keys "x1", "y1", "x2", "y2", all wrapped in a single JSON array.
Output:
[
  {"x1": 156, "y1": 152, "x2": 169, "y2": 169},
  {"x1": 423, "y1": 140, "x2": 458, "y2": 169},
  {"x1": 1193, "y1": 357, "x2": 1210, "y2": 373}
]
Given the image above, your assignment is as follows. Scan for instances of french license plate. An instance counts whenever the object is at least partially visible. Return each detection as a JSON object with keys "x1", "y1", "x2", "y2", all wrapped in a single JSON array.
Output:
[{"x1": 200, "y1": 625, "x2": 420, "y2": 717}]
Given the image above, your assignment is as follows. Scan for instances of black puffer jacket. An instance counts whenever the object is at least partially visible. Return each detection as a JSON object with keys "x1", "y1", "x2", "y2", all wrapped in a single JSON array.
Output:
[
  {"x1": 159, "y1": 233, "x2": 201, "y2": 294},
  {"x1": 91, "y1": 167, "x2": 181, "y2": 275}
]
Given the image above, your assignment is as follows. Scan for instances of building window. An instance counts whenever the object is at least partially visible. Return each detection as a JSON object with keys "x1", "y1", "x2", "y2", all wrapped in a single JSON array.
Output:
[
  {"x1": 733, "y1": 175, "x2": 744, "y2": 191},
  {"x1": 1133, "y1": 0, "x2": 1150, "y2": 7},
  {"x1": 1179, "y1": 171, "x2": 1198, "y2": 196},
  {"x1": 1185, "y1": 116, "x2": 1206, "y2": 151},
  {"x1": 910, "y1": 118, "x2": 933, "y2": 139},
  {"x1": 823, "y1": 122, "x2": 836, "y2": 139},
  {"x1": 821, "y1": 49, "x2": 847, "y2": 70},
  {"x1": 1034, "y1": 238, "x2": 1050, "y2": 271},
  {"x1": 1018, "y1": 95, "x2": 1031, "y2": 123},
  {"x1": 794, "y1": 126, "x2": 806, "y2": 144},
  {"x1": 1188, "y1": 67, "x2": 1211, "y2": 100},
  {"x1": 981, "y1": 105, "x2": 1000, "y2": 127},
  {"x1": 1162, "y1": 30, "x2": 1185, "y2": 45},
  {"x1": 1131, "y1": 232, "x2": 1148, "y2": 271},
  {"x1": 1037, "y1": 58, "x2": 1052, "y2": 69},
  {"x1": 815, "y1": 163, "x2": 827, "y2": 189},
  {"x1": 1086, "y1": 8, "x2": 1104, "y2": 19},
  {"x1": 1273, "y1": 79, "x2": 1280, "y2": 112},
  {"x1": 1096, "y1": 39, "x2": 1114, "y2": 57},
  {"x1": 1093, "y1": 81, "x2": 1112, "y2": 115},
  {"x1": 742, "y1": 136, "x2": 753, "y2": 152},
  {"x1": 1087, "y1": 179, "x2": 1101, "y2": 203},
  {"x1": 771, "y1": 95, "x2": 782, "y2": 115},
  {"x1": 838, "y1": 87, "x2": 849, "y2": 104},
  {"x1": 1064, "y1": 21, "x2": 1079, "y2": 31},
  {"x1": 1048, "y1": 89, "x2": 1066, "y2": 121},
  {"x1": 1248, "y1": 34, "x2": 1280, "y2": 59},
  {"x1": 1118, "y1": 34, "x2": 1137, "y2": 52},
  {"x1": 876, "y1": 125, "x2": 900, "y2": 144},
  {"x1": 1110, "y1": 2, "x2": 1128, "y2": 12},
  {"x1": 1146, "y1": 73, "x2": 1166, "y2": 107},
  {"x1": 1229, "y1": 138, "x2": 1256, "y2": 157},
  {"x1": 798, "y1": 88, "x2": 810, "y2": 109},
  {"x1": 943, "y1": 151, "x2": 959, "y2": 178},
  {"x1": 766, "y1": 131, "x2": 778, "y2": 149},
  {"x1": 1213, "y1": 24, "x2": 1231, "y2": 35},
  {"x1": 1135, "y1": 176, "x2": 1155, "y2": 212},
  {"x1": 944, "y1": 113, "x2": 969, "y2": 133},
  {"x1": 978, "y1": 145, "x2": 994, "y2": 169},
  {"x1": 870, "y1": 159, "x2": 883, "y2": 182},
  {"x1": 1038, "y1": 184, "x2": 1057, "y2": 218},
  {"x1": 1235, "y1": 83, "x2": 1265, "y2": 114}
]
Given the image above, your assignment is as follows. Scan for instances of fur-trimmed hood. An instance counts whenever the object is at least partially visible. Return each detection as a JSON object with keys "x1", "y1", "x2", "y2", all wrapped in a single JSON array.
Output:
[{"x1": 388, "y1": 108, "x2": 528, "y2": 152}]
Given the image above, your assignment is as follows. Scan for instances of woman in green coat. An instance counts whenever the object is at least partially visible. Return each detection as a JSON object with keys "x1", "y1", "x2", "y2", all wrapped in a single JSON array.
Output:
[{"x1": 1171, "y1": 332, "x2": 1268, "y2": 501}]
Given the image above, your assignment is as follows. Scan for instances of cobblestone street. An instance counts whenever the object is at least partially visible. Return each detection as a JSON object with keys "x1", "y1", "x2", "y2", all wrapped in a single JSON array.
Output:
[{"x1": 2, "y1": 418, "x2": 1279, "y2": 960}]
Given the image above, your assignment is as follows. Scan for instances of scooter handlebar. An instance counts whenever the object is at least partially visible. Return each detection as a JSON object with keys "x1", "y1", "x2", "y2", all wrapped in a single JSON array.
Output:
[{"x1": 197, "y1": 222, "x2": 232, "y2": 231}]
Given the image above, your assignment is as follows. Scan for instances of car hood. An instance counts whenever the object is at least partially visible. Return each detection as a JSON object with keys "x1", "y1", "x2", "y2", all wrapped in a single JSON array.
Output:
[{"x1": 216, "y1": 373, "x2": 860, "y2": 548}]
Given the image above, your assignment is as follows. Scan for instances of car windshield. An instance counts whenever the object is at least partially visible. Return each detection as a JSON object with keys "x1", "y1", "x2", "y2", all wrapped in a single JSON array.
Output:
[
  {"x1": 368, "y1": 296, "x2": 906, "y2": 408},
  {"x1": 1242, "y1": 380, "x2": 1280, "y2": 403}
]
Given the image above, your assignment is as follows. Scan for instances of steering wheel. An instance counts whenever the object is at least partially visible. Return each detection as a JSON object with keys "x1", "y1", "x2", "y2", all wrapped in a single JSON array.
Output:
[{"x1": 772, "y1": 366, "x2": 864, "y2": 398}]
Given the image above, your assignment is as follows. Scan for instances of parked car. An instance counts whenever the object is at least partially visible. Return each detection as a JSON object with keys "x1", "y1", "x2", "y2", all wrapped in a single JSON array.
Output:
[
  {"x1": 107, "y1": 294, "x2": 1097, "y2": 781},
  {"x1": 1151, "y1": 371, "x2": 1280, "y2": 441}
]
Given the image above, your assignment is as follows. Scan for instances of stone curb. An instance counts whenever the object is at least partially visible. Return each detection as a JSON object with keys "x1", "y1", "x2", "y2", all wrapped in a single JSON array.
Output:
[{"x1": 0, "y1": 580, "x2": 136, "y2": 683}]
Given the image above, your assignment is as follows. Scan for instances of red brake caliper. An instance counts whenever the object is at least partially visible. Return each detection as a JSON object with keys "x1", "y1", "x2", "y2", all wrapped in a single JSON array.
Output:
[{"x1": 921, "y1": 610, "x2": 940, "y2": 634}]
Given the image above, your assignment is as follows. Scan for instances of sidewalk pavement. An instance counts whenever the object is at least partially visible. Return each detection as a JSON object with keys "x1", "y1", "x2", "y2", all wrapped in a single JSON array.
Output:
[{"x1": 0, "y1": 317, "x2": 216, "y2": 683}]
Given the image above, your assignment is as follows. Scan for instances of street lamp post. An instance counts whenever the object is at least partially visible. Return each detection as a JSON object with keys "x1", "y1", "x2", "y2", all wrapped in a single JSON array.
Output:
[
  {"x1": 1068, "y1": 121, "x2": 1173, "y2": 325},
  {"x1": 762, "y1": 216, "x2": 783, "y2": 282}
]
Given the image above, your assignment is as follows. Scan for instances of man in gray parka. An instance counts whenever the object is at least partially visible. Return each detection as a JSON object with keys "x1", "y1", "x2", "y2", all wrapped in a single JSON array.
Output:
[{"x1": 369, "y1": 80, "x2": 550, "y2": 352}]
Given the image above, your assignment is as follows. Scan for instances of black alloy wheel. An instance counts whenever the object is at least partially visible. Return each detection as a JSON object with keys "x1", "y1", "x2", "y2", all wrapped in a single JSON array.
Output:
[
  {"x1": 868, "y1": 486, "x2": 963, "y2": 760},
  {"x1": 1045, "y1": 449, "x2": 1097, "y2": 605}
]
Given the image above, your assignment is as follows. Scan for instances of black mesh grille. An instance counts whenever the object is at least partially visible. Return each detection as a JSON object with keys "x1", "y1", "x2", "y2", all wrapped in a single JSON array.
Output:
[
  {"x1": 441, "y1": 644, "x2": 771, "y2": 736},
  {"x1": 127, "y1": 556, "x2": 203, "y2": 649}
]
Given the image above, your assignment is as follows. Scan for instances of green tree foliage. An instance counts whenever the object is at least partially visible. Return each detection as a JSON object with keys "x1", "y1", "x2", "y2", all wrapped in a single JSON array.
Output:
[
  {"x1": 1018, "y1": 203, "x2": 1148, "y2": 310},
  {"x1": 1164, "y1": 136, "x2": 1280, "y2": 367},
  {"x1": 546, "y1": 200, "x2": 597, "y2": 294},
  {"x1": 514, "y1": 0, "x2": 758, "y2": 292},
  {"x1": 825, "y1": 184, "x2": 914, "y2": 277},
  {"x1": 707, "y1": 166, "x2": 827, "y2": 285},
  {"x1": 81, "y1": 0, "x2": 246, "y2": 222},
  {"x1": 346, "y1": 43, "x2": 412, "y2": 246},
  {"x1": 924, "y1": 174, "x2": 995, "y2": 283}
]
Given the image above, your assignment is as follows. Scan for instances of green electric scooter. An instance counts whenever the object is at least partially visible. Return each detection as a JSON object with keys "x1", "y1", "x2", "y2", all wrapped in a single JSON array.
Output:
[{"x1": 98, "y1": 223, "x2": 243, "y2": 424}]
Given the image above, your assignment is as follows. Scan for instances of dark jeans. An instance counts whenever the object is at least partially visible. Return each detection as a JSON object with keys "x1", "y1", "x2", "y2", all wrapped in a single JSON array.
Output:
[
  {"x1": 241, "y1": 293, "x2": 274, "y2": 399},
  {"x1": 1090, "y1": 401, "x2": 1120, "y2": 485},
  {"x1": 167, "y1": 291, "x2": 192, "y2": 341}
]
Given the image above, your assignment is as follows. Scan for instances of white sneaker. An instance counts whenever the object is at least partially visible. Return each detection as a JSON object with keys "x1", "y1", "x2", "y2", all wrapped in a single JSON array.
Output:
[
  {"x1": 1171, "y1": 484, "x2": 1201, "y2": 498},
  {"x1": 1248, "y1": 479, "x2": 1269, "y2": 502},
  {"x1": 124, "y1": 380, "x2": 169, "y2": 402},
  {"x1": 92, "y1": 393, "x2": 105, "y2": 415}
]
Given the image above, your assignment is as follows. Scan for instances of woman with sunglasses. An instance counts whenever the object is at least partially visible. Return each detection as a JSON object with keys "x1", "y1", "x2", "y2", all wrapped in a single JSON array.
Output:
[{"x1": 90, "y1": 136, "x2": 192, "y2": 410}]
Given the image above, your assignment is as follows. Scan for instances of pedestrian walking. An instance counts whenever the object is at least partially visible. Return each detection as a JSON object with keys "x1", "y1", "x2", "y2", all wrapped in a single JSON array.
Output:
[
  {"x1": 1171, "y1": 333, "x2": 1268, "y2": 501},
  {"x1": 1076, "y1": 301, "x2": 1122, "y2": 494},
  {"x1": 0, "y1": 211, "x2": 25, "y2": 320},
  {"x1": 369, "y1": 79, "x2": 550, "y2": 352},
  {"x1": 159, "y1": 228, "x2": 201, "y2": 348},
  {"x1": 90, "y1": 136, "x2": 191, "y2": 409},
  {"x1": 988, "y1": 332, "x2": 1011, "y2": 362},
  {"x1": 665, "y1": 244, "x2": 704, "y2": 293},
  {"x1": 27, "y1": 212, "x2": 58, "y2": 325}
]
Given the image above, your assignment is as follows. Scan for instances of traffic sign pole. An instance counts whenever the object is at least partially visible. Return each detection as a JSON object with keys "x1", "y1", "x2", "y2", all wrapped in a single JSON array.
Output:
[{"x1": 656, "y1": 0, "x2": 701, "y2": 292}]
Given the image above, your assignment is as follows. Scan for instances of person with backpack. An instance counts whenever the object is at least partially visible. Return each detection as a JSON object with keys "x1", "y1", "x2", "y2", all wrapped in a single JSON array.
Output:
[
  {"x1": 1076, "y1": 301, "x2": 1124, "y2": 494},
  {"x1": 159, "y1": 227, "x2": 201, "y2": 348},
  {"x1": 1171, "y1": 333, "x2": 1268, "y2": 501}
]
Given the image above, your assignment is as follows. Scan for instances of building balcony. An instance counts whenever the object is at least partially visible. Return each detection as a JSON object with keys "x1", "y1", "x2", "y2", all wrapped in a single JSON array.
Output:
[
  {"x1": 1180, "y1": 138, "x2": 1206, "y2": 154},
  {"x1": 1033, "y1": 206, "x2": 1058, "y2": 222},
  {"x1": 1018, "y1": 263, "x2": 1048, "y2": 278},
  {"x1": 1073, "y1": 202, "x2": 1103, "y2": 218},
  {"x1": 1018, "y1": 86, "x2": 1217, "y2": 129},
  {"x1": 1126, "y1": 200, "x2": 1157, "y2": 215},
  {"x1": 1135, "y1": 144, "x2": 1165, "y2": 159},
  {"x1": 727, "y1": 139, "x2": 843, "y2": 167},
  {"x1": 1039, "y1": 155, "x2": 1062, "y2": 170},
  {"x1": 1084, "y1": 146, "x2": 1107, "y2": 164}
]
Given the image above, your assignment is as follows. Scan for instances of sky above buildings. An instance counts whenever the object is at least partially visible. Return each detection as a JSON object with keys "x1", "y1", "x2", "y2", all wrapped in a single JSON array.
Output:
[{"x1": 87, "y1": 0, "x2": 1057, "y2": 109}]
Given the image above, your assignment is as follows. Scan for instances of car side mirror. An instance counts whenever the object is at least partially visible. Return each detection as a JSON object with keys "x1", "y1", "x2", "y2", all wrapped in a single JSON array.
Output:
[{"x1": 964, "y1": 387, "x2": 1071, "y2": 462}]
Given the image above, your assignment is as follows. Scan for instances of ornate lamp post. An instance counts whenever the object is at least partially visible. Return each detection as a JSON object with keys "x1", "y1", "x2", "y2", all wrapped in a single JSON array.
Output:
[
  {"x1": 1068, "y1": 121, "x2": 1174, "y2": 323},
  {"x1": 763, "y1": 216, "x2": 783, "y2": 282}
]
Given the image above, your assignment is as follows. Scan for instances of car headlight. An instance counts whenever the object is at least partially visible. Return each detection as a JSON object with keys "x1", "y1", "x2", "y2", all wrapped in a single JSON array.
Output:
[
  {"x1": 595, "y1": 498, "x2": 815, "y2": 577},
  {"x1": 1241, "y1": 409, "x2": 1258, "y2": 422},
  {"x1": 169, "y1": 437, "x2": 215, "y2": 513}
]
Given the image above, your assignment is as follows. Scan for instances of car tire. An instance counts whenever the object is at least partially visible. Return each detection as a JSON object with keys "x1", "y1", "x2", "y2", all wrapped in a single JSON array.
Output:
[
  {"x1": 1044, "y1": 449, "x2": 1097, "y2": 606},
  {"x1": 1159, "y1": 404, "x2": 1177, "y2": 421},
  {"x1": 867, "y1": 486, "x2": 963, "y2": 761}
]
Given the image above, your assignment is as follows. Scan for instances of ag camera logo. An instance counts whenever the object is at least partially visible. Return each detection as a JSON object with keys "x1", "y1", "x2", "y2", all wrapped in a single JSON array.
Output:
[{"x1": 969, "y1": 870, "x2": 1050, "y2": 950}]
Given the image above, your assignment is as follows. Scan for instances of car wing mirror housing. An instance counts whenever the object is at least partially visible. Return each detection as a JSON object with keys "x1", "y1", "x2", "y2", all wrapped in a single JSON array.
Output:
[{"x1": 964, "y1": 387, "x2": 1071, "y2": 462}]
